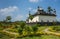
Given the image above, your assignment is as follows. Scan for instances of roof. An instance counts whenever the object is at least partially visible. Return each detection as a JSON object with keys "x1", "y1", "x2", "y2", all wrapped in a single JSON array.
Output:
[
  {"x1": 32, "y1": 11, "x2": 56, "y2": 16},
  {"x1": 32, "y1": 8, "x2": 56, "y2": 16}
]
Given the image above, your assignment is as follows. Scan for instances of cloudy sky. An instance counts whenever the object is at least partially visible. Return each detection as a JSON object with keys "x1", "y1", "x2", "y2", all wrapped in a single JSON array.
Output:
[{"x1": 0, "y1": 0, "x2": 60, "y2": 21}]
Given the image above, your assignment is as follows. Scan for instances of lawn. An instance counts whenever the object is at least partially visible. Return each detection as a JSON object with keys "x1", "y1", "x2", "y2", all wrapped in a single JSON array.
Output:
[
  {"x1": 0, "y1": 33, "x2": 11, "y2": 39},
  {"x1": 0, "y1": 25, "x2": 60, "y2": 39},
  {"x1": 0, "y1": 32, "x2": 60, "y2": 39},
  {"x1": 16, "y1": 35, "x2": 60, "y2": 39},
  {"x1": 0, "y1": 35, "x2": 60, "y2": 39}
]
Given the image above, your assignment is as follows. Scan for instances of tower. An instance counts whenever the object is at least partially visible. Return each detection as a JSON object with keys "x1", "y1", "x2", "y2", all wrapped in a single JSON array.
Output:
[
  {"x1": 37, "y1": 6, "x2": 43, "y2": 14},
  {"x1": 53, "y1": 9, "x2": 56, "y2": 14}
]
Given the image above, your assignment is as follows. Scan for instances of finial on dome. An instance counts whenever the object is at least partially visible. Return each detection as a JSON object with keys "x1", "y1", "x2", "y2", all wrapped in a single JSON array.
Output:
[
  {"x1": 38, "y1": 6, "x2": 43, "y2": 10},
  {"x1": 53, "y1": 9, "x2": 56, "y2": 14},
  {"x1": 29, "y1": 11, "x2": 31, "y2": 16},
  {"x1": 38, "y1": 6, "x2": 40, "y2": 9}
]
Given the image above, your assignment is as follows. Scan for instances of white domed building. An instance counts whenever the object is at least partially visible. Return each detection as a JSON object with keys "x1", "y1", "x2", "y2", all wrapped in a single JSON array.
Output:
[{"x1": 26, "y1": 6, "x2": 57, "y2": 25}]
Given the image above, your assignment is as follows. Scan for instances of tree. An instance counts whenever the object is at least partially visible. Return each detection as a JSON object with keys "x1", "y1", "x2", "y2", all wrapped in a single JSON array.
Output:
[
  {"x1": 32, "y1": 25, "x2": 38, "y2": 35},
  {"x1": 19, "y1": 21, "x2": 26, "y2": 29},
  {"x1": 18, "y1": 27, "x2": 23, "y2": 35},
  {"x1": 47, "y1": 6, "x2": 53, "y2": 13},
  {"x1": 18, "y1": 21, "x2": 26, "y2": 35},
  {"x1": 24, "y1": 25, "x2": 33, "y2": 36},
  {"x1": 6, "y1": 16, "x2": 11, "y2": 22}
]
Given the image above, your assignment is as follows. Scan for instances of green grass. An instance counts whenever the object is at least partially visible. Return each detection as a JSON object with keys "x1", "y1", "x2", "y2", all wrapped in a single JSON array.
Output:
[
  {"x1": 0, "y1": 36, "x2": 11, "y2": 39},
  {"x1": 0, "y1": 33, "x2": 60, "y2": 39},
  {"x1": 0, "y1": 33, "x2": 11, "y2": 39},
  {"x1": 41, "y1": 35, "x2": 60, "y2": 39},
  {"x1": 0, "y1": 25, "x2": 60, "y2": 39},
  {"x1": 16, "y1": 35, "x2": 60, "y2": 39}
]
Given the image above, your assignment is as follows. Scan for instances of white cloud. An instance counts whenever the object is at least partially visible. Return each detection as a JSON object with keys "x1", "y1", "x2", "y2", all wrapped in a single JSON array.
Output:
[
  {"x1": 32, "y1": 9, "x2": 37, "y2": 12},
  {"x1": 29, "y1": 0, "x2": 39, "y2": 2},
  {"x1": 0, "y1": 6, "x2": 18, "y2": 16},
  {"x1": 28, "y1": 7, "x2": 32, "y2": 11},
  {"x1": 14, "y1": 14, "x2": 23, "y2": 21},
  {"x1": 27, "y1": 7, "x2": 37, "y2": 14},
  {"x1": 28, "y1": 7, "x2": 37, "y2": 12},
  {"x1": 0, "y1": 6, "x2": 19, "y2": 21},
  {"x1": 29, "y1": 0, "x2": 57, "y2": 3}
]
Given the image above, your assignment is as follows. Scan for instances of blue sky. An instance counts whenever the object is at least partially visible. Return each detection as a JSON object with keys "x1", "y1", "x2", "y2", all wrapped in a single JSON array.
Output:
[{"x1": 0, "y1": 0, "x2": 60, "y2": 21}]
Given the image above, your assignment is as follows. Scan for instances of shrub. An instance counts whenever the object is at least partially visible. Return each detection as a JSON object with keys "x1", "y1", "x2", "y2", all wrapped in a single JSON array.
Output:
[
  {"x1": 32, "y1": 25, "x2": 38, "y2": 35},
  {"x1": 0, "y1": 33, "x2": 4, "y2": 38},
  {"x1": 52, "y1": 26, "x2": 60, "y2": 31},
  {"x1": 18, "y1": 27, "x2": 23, "y2": 35},
  {"x1": 6, "y1": 29, "x2": 18, "y2": 33},
  {"x1": 22, "y1": 30, "x2": 28, "y2": 36}
]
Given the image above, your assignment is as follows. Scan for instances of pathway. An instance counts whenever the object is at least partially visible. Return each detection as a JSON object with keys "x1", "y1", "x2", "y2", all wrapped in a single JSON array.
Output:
[{"x1": 44, "y1": 28, "x2": 60, "y2": 36}]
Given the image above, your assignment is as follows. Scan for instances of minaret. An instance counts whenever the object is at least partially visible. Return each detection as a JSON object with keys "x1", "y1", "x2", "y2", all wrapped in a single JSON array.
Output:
[
  {"x1": 53, "y1": 9, "x2": 56, "y2": 15},
  {"x1": 38, "y1": 6, "x2": 40, "y2": 11},
  {"x1": 38, "y1": 6, "x2": 43, "y2": 11},
  {"x1": 29, "y1": 11, "x2": 31, "y2": 16},
  {"x1": 37, "y1": 6, "x2": 43, "y2": 14}
]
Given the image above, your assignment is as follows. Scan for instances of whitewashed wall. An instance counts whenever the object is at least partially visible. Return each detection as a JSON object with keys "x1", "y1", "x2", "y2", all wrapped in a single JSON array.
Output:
[
  {"x1": 32, "y1": 16, "x2": 39, "y2": 22},
  {"x1": 39, "y1": 15, "x2": 56, "y2": 22},
  {"x1": 28, "y1": 15, "x2": 56, "y2": 23}
]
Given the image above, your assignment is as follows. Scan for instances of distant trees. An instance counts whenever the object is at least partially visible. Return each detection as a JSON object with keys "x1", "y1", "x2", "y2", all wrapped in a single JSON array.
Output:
[
  {"x1": 32, "y1": 25, "x2": 38, "y2": 35},
  {"x1": 52, "y1": 26, "x2": 60, "y2": 31},
  {"x1": 18, "y1": 21, "x2": 26, "y2": 35},
  {"x1": 6, "y1": 16, "x2": 11, "y2": 22},
  {"x1": 3, "y1": 16, "x2": 12, "y2": 22}
]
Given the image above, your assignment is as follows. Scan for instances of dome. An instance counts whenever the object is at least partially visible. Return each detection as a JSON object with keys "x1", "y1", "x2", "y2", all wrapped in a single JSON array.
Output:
[
  {"x1": 38, "y1": 6, "x2": 43, "y2": 10},
  {"x1": 39, "y1": 7, "x2": 43, "y2": 10}
]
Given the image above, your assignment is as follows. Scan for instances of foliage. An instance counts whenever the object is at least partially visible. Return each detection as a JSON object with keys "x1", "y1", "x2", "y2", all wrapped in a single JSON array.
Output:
[
  {"x1": 16, "y1": 35, "x2": 60, "y2": 39},
  {"x1": 24, "y1": 25, "x2": 33, "y2": 36},
  {"x1": 7, "y1": 29, "x2": 18, "y2": 33},
  {"x1": 6, "y1": 16, "x2": 12, "y2": 22},
  {"x1": 20, "y1": 22, "x2": 26, "y2": 29},
  {"x1": 18, "y1": 27, "x2": 23, "y2": 35},
  {"x1": 31, "y1": 25, "x2": 38, "y2": 35},
  {"x1": 0, "y1": 33, "x2": 4, "y2": 38},
  {"x1": 52, "y1": 26, "x2": 60, "y2": 31},
  {"x1": 1, "y1": 21, "x2": 60, "y2": 39}
]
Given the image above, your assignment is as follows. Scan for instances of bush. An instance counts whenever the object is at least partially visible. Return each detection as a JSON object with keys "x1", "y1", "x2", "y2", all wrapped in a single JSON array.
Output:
[
  {"x1": 18, "y1": 27, "x2": 23, "y2": 35},
  {"x1": 0, "y1": 33, "x2": 4, "y2": 38},
  {"x1": 7, "y1": 29, "x2": 18, "y2": 33},
  {"x1": 52, "y1": 26, "x2": 60, "y2": 31},
  {"x1": 22, "y1": 30, "x2": 28, "y2": 36}
]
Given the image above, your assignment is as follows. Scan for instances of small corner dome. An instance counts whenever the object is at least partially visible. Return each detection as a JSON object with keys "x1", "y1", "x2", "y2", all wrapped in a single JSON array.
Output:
[
  {"x1": 39, "y1": 7, "x2": 43, "y2": 10},
  {"x1": 38, "y1": 6, "x2": 43, "y2": 10}
]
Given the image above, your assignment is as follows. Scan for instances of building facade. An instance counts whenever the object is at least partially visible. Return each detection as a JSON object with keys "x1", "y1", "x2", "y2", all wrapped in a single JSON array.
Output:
[{"x1": 26, "y1": 6, "x2": 57, "y2": 24}]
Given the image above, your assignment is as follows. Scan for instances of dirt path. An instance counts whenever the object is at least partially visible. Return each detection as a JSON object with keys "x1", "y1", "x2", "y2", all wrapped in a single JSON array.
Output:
[
  {"x1": 2, "y1": 28, "x2": 19, "y2": 38},
  {"x1": 3, "y1": 29, "x2": 19, "y2": 35},
  {"x1": 44, "y1": 28, "x2": 60, "y2": 36}
]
